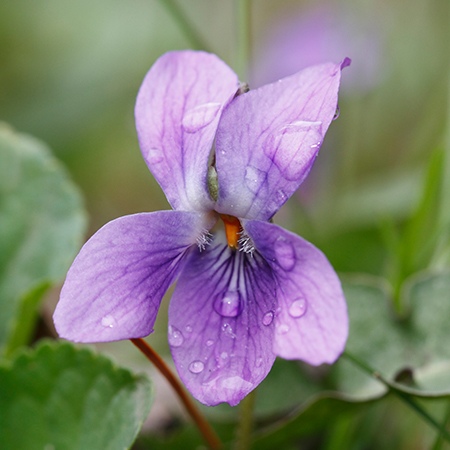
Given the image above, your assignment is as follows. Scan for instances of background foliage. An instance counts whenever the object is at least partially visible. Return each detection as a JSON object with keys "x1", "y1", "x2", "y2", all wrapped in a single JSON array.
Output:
[{"x1": 1, "y1": 0, "x2": 449, "y2": 448}]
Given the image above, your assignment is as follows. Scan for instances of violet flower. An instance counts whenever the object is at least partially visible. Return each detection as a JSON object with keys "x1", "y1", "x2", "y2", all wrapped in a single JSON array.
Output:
[{"x1": 54, "y1": 51, "x2": 349, "y2": 406}]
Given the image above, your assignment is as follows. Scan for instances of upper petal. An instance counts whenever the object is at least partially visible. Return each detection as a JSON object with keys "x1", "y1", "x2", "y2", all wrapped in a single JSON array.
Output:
[
  {"x1": 168, "y1": 231, "x2": 277, "y2": 406},
  {"x1": 245, "y1": 220, "x2": 348, "y2": 365},
  {"x1": 53, "y1": 211, "x2": 214, "y2": 342},
  {"x1": 135, "y1": 51, "x2": 239, "y2": 212},
  {"x1": 215, "y1": 59, "x2": 349, "y2": 220}
]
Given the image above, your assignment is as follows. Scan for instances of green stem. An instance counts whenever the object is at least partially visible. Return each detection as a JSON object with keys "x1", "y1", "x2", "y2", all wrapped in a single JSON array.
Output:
[
  {"x1": 431, "y1": 401, "x2": 450, "y2": 450},
  {"x1": 438, "y1": 19, "x2": 450, "y2": 231},
  {"x1": 235, "y1": 0, "x2": 252, "y2": 81},
  {"x1": 131, "y1": 339, "x2": 222, "y2": 449},
  {"x1": 233, "y1": 389, "x2": 256, "y2": 450},
  {"x1": 343, "y1": 351, "x2": 450, "y2": 444},
  {"x1": 157, "y1": 0, "x2": 210, "y2": 51}
]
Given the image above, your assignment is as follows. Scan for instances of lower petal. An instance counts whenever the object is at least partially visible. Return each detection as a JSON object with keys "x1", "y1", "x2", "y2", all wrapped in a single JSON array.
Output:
[
  {"x1": 54, "y1": 211, "x2": 213, "y2": 342},
  {"x1": 168, "y1": 231, "x2": 277, "y2": 406},
  {"x1": 245, "y1": 220, "x2": 348, "y2": 365}
]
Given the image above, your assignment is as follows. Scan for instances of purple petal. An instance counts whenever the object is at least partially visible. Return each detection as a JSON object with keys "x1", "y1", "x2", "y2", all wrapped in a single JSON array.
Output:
[
  {"x1": 135, "y1": 51, "x2": 239, "y2": 212},
  {"x1": 54, "y1": 211, "x2": 215, "y2": 342},
  {"x1": 168, "y1": 232, "x2": 277, "y2": 406},
  {"x1": 245, "y1": 220, "x2": 348, "y2": 365},
  {"x1": 215, "y1": 60, "x2": 348, "y2": 220}
]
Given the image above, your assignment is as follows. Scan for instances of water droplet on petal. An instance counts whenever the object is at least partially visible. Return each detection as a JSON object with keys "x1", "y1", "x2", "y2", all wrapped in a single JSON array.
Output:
[
  {"x1": 274, "y1": 238, "x2": 296, "y2": 271},
  {"x1": 221, "y1": 323, "x2": 236, "y2": 339},
  {"x1": 101, "y1": 315, "x2": 116, "y2": 328},
  {"x1": 185, "y1": 325, "x2": 193, "y2": 333},
  {"x1": 182, "y1": 102, "x2": 221, "y2": 133},
  {"x1": 276, "y1": 324, "x2": 290, "y2": 335},
  {"x1": 220, "y1": 351, "x2": 228, "y2": 359},
  {"x1": 206, "y1": 339, "x2": 214, "y2": 347},
  {"x1": 276, "y1": 189, "x2": 287, "y2": 203},
  {"x1": 262, "y1": 311, "x2": 274, "y2": 326},
  {"x1": 168, "y1": 326, "x2": 184, "y2": 347},
  {"x1": 214, "y1": 290, "x2": 242, "y2": 318},
  {"x1": 244, "y1": 165, "x2": 265, "y2": 194},
  {"x1": 219, "y1": 376, "x2": 252, "y2": 391},
  {"x1": 189, "y1": 360, "x2": 205, "y2": 374},
  {"x1": 146, "y1": 147, "x2": 164, "y2": 164},
  {"x1": 333, "y1": 105, "x2": 340, "y2": 120},
  {"x1": 256, "y1": 357, "x2": 263, "y2": 367},
  {"x1": 266, "y1": 121, "x2": 323, "y2": 181},
  {"x1": 289, "y1": 298, "x2": 307, "y2": 318}
]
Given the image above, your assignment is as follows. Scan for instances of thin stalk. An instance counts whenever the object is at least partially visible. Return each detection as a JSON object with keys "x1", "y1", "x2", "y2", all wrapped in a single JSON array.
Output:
[
  {"x1": 157, "y1": 0, "x2": 210, "y2": 51},
  {"x1": 343, "y1": 351, "x2": 450, "y2": 444},
  {"x1": 431, "y1": 401, "x2": 450, "y2": 450},
  {"x1": 438, "y1": 20, "x2": 450, "y2": 232},
  {"x1": 233, "y1": 389, "x2": 256, "y2": 450},
  {"x1": 235, "y1": 0, "x2": 252, "y2": 81},
  {"x1": 130, "y1": 338, "x2": 222, "y2": 450}
]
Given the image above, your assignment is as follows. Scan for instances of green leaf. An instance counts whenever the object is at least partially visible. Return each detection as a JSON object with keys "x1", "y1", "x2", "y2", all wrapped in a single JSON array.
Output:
[
  {"x1": 335, "y1": 272, "x2": 450, "y2": 398},
  {"x1": 402, "y1": 148, "x2": 444, "y2": 273},
  {"x1": 0, "y1": 124, "x2": 86, "y2": 354},
  {"x1": 0, "y1": 340, "x2": 153, "y2": 450}
]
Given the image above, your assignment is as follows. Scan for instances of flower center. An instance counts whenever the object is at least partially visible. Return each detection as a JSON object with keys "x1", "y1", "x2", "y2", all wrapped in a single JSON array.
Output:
[{"x1": 219, "y1": 214, "x2": 242, "y2": 249}]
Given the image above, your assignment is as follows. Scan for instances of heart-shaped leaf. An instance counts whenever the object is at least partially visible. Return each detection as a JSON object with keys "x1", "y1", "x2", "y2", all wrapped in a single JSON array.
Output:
[
  {"x1": 335, "y1": 271, "x2": 450, "y2": 398},
  {"x1": 0, "y1": 124, "x2": 86, "y2": 354},
  {"x1": 0, "y1": 340, "x2": 153, "y2": 450}
]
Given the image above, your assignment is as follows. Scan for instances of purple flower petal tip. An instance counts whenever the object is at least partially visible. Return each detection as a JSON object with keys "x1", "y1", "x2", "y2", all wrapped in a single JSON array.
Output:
[
  {"x1": 53, "y1": 211, "x2": 214, "y2": 343},
  {"x1": 341, "y1": 57, "x2": 352, "y2": 69},
  {"x1": 168, "y1": 232, "x2": 276, "y2": 406},
  {"x1": 245, "y1": 220, "x2": 348, "y2": 366},
  {"x1": 215, "y1": 60, "x2": 347, "y2": 220}
]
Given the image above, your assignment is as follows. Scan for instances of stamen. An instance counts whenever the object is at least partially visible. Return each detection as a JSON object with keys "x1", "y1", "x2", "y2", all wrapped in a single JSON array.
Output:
[
  {"x1": 220, "y1": 214, "x2": 242, "y2": 249},
  {"x1": 196, "y1": 230, "x2": 213, "y2": 251},
  {"x1": 238, "y1": 230, "x2": 255, "y2": 255}
]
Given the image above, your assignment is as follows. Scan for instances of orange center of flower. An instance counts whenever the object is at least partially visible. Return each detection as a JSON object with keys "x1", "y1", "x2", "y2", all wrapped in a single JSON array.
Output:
[{"x1": 220, "y1": 214, "x2": 242, "y2": 249}]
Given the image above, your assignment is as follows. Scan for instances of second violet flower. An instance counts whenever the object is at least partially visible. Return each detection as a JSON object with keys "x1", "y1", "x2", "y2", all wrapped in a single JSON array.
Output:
[{"x1": 54, "y1": 50, "x2": 349, "y2": 406}]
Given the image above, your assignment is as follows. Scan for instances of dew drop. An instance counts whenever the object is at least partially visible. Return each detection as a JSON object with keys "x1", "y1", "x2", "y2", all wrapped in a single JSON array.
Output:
[
  {"x1": 333, "y1": 105, "x2": 340, "y2": 120},
  {"x1": 244, "y1": 165, "x2": 265, "y2": 194},
  {"x1": 168, "y1": 326, "x2": 184, "y2": 347},
  {"x1": 220, "y1": 351, "x2": 228, "y2": 359},
  {"x1": 262, "y1": 311, "x2": 274, "y2": 326},
  {"x1": 219, "y1": 376, "x2": 252, "y2": 391},
  {"x1": 289, "y1": 298, "x2": 307, "y2": 318},
  {"x1": 101, "y1": 315, "x2": 116, "y2": 328},
  {"x1": 206, "y1": 339, "x2": 214, "y2": 347},
  {"x1": 189, "y1": 360, "x2": 205, "y2": 374},
  {"x1": 266, "y1": 121, "x2": 323, "y2": 181},
  {"x1": 221, "y1": 323, "x2": 236, "y2": 339},
  {"x1": 185, "y1": 325, "x2": 193, "y2": 333},
  {"x1": 214, "y1": 290, "x2": 242, "y2": 318},
  {"x1": 182, "y1": 102, "x2": 221, "y2": 133},
  {"x1": 276, "y1": 324, "x2": 290, "y2": 335},
  {"x1": 275, "y1": 189, "x2": 287, "y2": 203},
  {"x1": 274, "y1": 238, "x2": 296, "y2": 271},
  {"x1": 256, "y1": 357, "x2": 263, "y2": 368},
  {"x1": 146, "y1": 147, "x2": 164, "y2": 164}
]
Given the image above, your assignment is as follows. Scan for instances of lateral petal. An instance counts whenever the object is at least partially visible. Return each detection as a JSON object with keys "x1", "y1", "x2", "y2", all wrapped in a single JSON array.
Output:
[
  {"x1": 245, "y1": 220, "x2": 348, "y2": 365},
  {"x1": 135, "y1": 51, "x2": 239, "y2": 212},
  {"x1": 216, "y1": 59, "x2": 349, "y2": 220},
  {"x1": 53, "y1": 211, "x2": 214, "y2": 342},
  {"x1": 168, "y1": 232, "x2": 277, "y2": 406}
]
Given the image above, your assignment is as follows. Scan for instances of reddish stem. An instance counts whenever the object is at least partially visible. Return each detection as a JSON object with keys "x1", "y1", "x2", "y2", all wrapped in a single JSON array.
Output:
[{"x1": 130, "y1": 338, "x2": 222, "y2": 449}]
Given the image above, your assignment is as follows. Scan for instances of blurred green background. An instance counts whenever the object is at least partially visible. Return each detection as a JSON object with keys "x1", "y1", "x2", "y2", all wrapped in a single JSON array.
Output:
[
  {"x1": 1, "y1": 0, "x2": 448, "y2": 261},
  {"x1": 1, "y1": 0, "x2": 449, "y2": 448}
]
